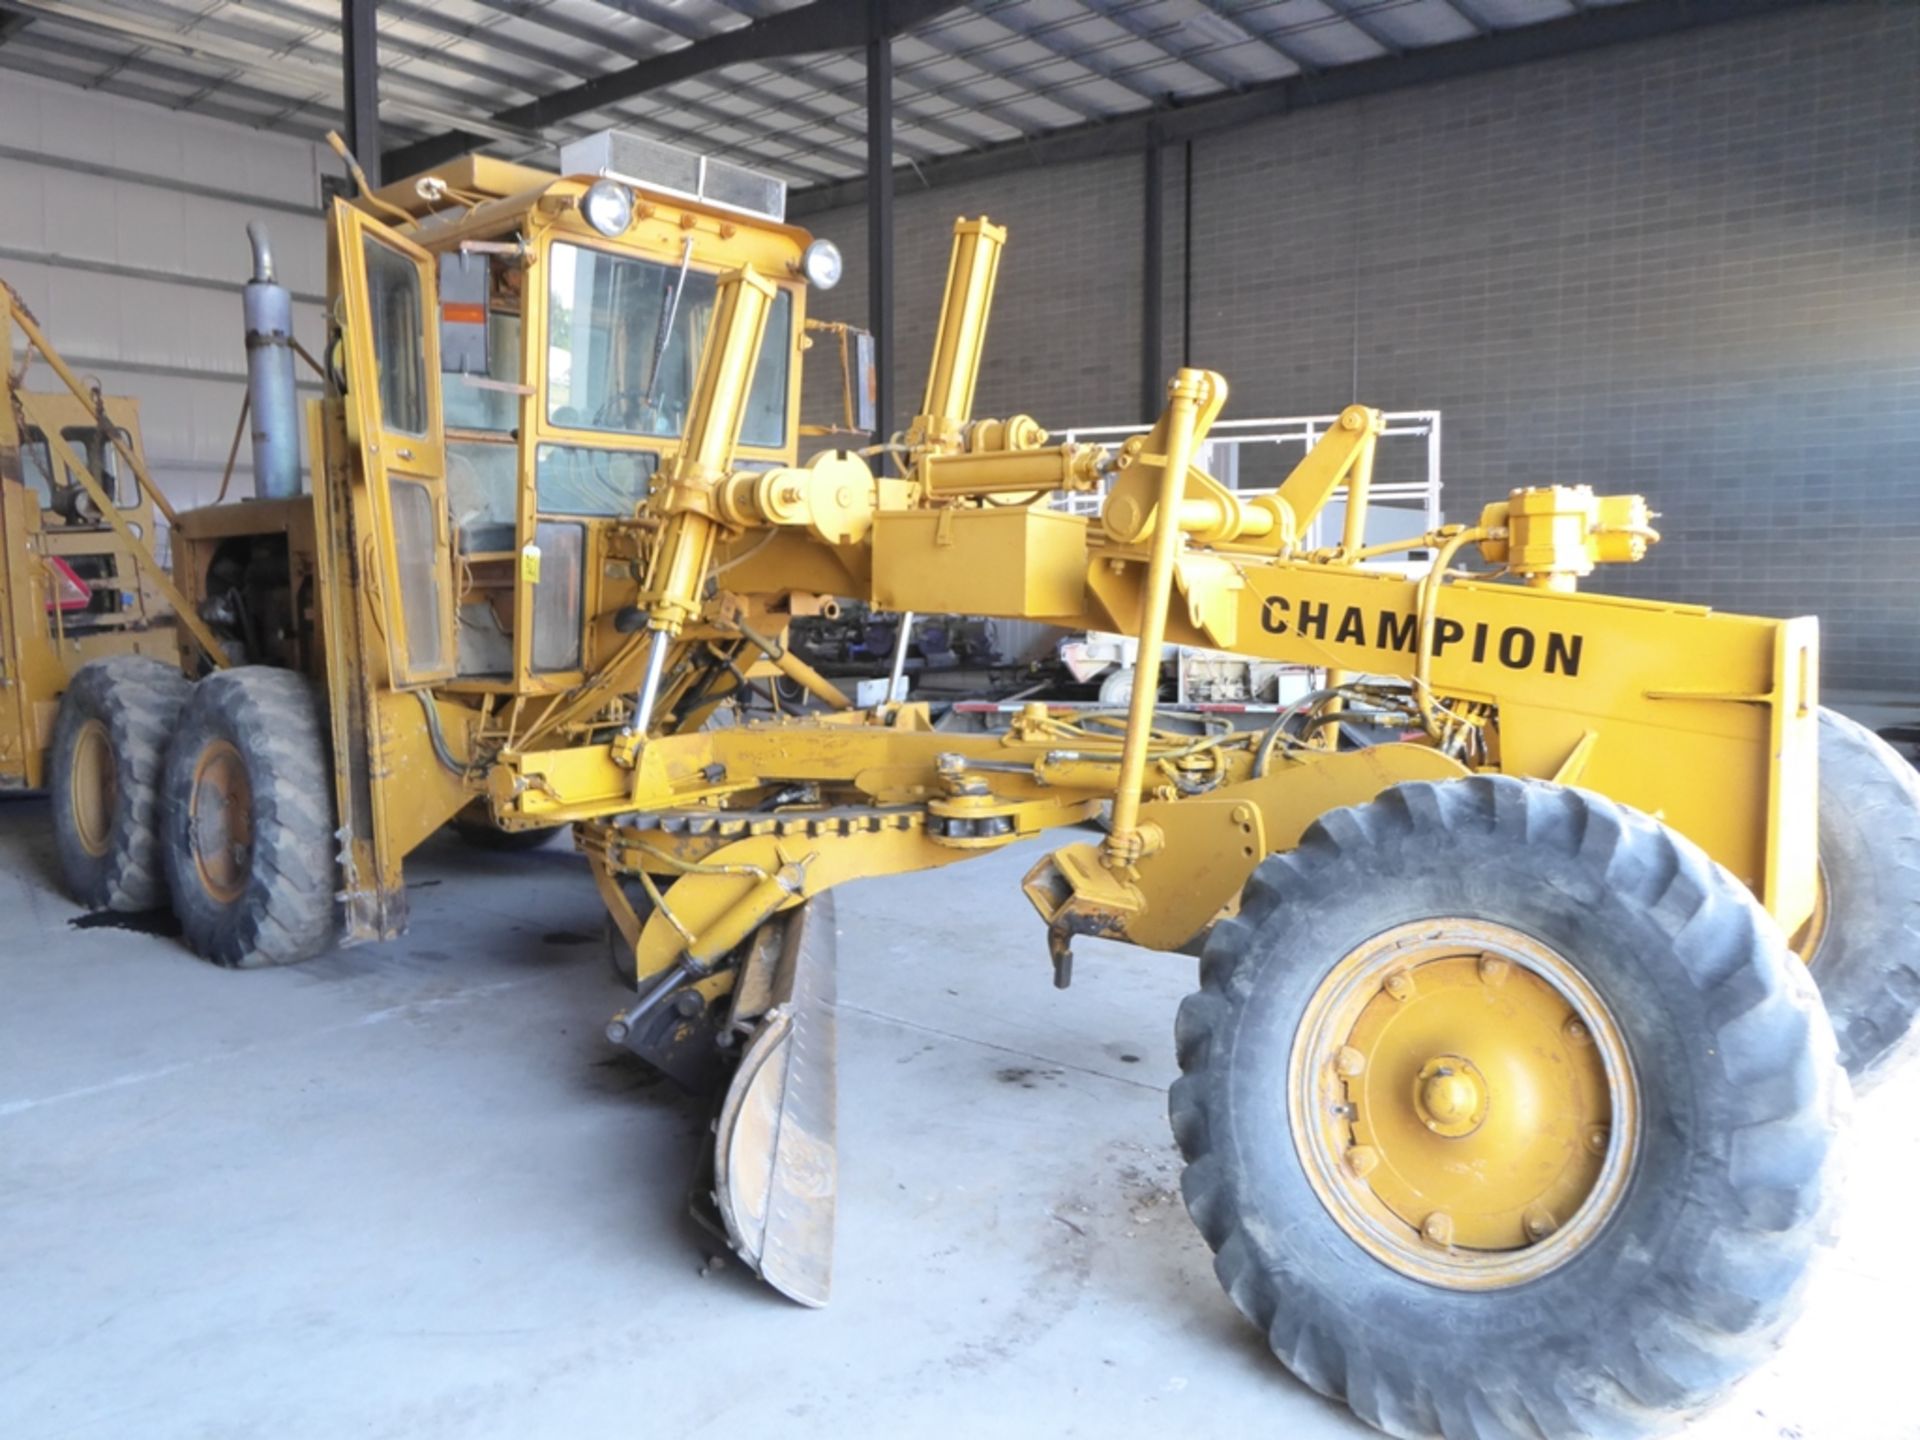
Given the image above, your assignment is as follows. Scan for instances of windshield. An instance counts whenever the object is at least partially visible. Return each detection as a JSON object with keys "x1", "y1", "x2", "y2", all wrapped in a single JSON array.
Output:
[{"x1": 546, "y1": 242, "x2": 792, "y2": 448}]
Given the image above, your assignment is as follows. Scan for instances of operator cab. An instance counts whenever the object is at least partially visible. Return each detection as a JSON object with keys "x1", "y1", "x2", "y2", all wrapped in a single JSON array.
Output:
[
  {"x1": 10, "y1": 394, "x2": 164, "y2": 633},
  {"x1": 326, "y1": 132, "x2": 852, "y2": 694}
]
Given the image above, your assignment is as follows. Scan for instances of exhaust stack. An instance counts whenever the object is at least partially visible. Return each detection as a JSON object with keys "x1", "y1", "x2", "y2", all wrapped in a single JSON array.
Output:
[{"x1": 242, "y1": 222, "x2": 300, "y2": 500}]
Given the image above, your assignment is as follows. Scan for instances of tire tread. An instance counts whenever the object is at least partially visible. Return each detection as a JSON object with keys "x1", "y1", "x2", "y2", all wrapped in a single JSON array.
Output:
[{"x1": 1172, "y1": 775, "x2": 1842, "y2": 1439}]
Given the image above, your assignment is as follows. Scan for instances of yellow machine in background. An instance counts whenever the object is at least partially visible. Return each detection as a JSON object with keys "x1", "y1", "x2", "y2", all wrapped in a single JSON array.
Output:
[
  {"x1": 2, "y1": 286, "x2": 184, "y2": 910},
  {"x1": 39, "y1": 130, "x2": 1920, "y2": 1440}
]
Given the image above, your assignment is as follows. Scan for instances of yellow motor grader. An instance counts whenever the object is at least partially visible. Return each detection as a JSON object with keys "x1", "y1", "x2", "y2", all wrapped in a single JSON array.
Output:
[{"x1": 45, "y1": 128, "x2": 1920, "y2": 1439}]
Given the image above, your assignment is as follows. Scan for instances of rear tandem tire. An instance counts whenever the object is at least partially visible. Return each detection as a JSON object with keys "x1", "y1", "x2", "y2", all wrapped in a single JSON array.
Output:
[
  {"x1": 1798, "y1": 705, "x2": 1920, "y2": 1088},
  {"x1": 160, "y1": 667, "x2": 336, "y2": 968},
  {"x1": 49, "y1": 656, "x2": 191, "y2": 911},
  {"x1": 1170, "y1": 775, "x2": 1845, "y2": 1440}
]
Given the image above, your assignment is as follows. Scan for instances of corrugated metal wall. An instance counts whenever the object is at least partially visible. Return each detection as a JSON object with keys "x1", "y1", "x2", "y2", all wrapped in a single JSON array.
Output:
[{"x1": 0, "y1": 72, "x2": 335, "y2": 522}]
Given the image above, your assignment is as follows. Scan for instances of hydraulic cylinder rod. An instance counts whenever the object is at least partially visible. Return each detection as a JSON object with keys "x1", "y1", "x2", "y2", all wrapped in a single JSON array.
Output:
[
  {"x1": 886, "y1": 612, "x2": 914, "y2": 704},
  {"x1": 1322, "y1": 410, "x2": 1380, "y2": 743},
  {"x1": 632, "y1": 266, "x2": 777, "y2": 729},
  {"x1": 1103, "y1": 369, "x2": 1214, "y2": 866},
  {"x1": 907, "y1": 218, "x2": 1006, "y2": 451}
]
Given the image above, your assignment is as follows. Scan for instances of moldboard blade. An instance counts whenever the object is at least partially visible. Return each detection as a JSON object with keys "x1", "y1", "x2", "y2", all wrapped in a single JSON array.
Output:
[{"x1": 711, "y1": 891, "x2": 838, "y2": 1306}]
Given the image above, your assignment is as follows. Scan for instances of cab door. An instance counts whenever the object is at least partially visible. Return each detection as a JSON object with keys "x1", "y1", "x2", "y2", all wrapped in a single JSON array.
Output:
[{"x1": 331, "y1": 204, "x2": 456, "y2": 686}]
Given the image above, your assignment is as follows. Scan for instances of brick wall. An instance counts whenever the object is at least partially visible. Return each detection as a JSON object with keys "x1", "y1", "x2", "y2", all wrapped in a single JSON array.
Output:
[
  {"x1": 801, "y1": 4, "x2": 1920, "y2": 691},
  {"x1": 800, "y1": 152, "x2": 1146, "y2": 435}
]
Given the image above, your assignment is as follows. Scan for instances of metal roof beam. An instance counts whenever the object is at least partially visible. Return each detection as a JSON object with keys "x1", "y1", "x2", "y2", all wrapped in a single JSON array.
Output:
[
  {"x1": 791, "y1": 0, "x2": 1822, "y2": 214},
  {"x1": 335, "y1": 0, "x2": 893, "y2": 177},
  {"x1": 907, "y1": 26, "x2": 1106, "y2": 122},
  {"x1": 1324, "y1": 0, "x2": 1406, "y2": 57},
  {"x1": 384, "y1": 0, "x2": 964, "y2": 177},
  {"x1": 1077, "y1": 0, "x2": 1247, "y2": 92},
  {"x1": 1188, "y1": 0, "x2": 1319, "y2": 74},
  {"x1": 971, "y1": 5, "x2": 1169, "y2": 106},
  {"x1": 1442, "y1": 0, "x2": 1496, "y2": 38},
  {"x1": 0, "y1": 48, "x2": 333, "y2": 139},
  {"x1": 410, "y1": 0, "x2": 962, "y2": 170},
  {"x1": 726, "y1": 0, "x2": 1172, "y2": 138},
  {"x1": 342, "y1": 0, "x2": 893, "y2": 175},
  {"x1": 1, "y1": 0, "x2": 531, "y2": 145},
  {"x1": 0, "y1": 18, "x2": 339, "y2": 132},
  {"x1": 584, "y1": 1, "x2": 988, "y2": 169}
]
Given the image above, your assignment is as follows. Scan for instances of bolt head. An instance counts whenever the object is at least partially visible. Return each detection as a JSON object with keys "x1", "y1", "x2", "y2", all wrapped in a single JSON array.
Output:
[
  {"x1": 1523, "y1": 1206, "x2": 1558, "y2": 1240},
  {"x1": 1564, "y1": 1017, "x2": 1590, "y2": 1045},
  {"x1": 1422, "y1": 1212, "x2": 1454, "y2": 1246},
  {"x1": 1345, "y1": 1145, "x2": 1380, "y2": 1178},
  {"x1": 1334, "y1": 1045, "x2": 1367, "y2": 1078},
  {"x1": 1384, "y1": 971, "x2": 1414, "y2": 1001},
  {"x1": 1585, "y1": 1126, "x2": 1609, "y2": 1155},
  {"x1": 1478, "y1": 955, "x2": 1511, "y2": 985}
]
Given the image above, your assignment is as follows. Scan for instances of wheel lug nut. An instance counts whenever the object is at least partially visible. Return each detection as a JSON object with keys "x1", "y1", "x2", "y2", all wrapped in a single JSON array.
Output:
[
  {"x1": 1422, "y1": 1212, "x2": 1453, "y2": 1247},
  {"x1": 1335, "y1": 1046, "x2": 1367, "y2": 1078},
  {"x1": 1345, "y1": 1145, "x2": 1379, "y2": 1178},
  {"x1": 1383, "y1": 971, "x2": 1414, "y2": 1001}
]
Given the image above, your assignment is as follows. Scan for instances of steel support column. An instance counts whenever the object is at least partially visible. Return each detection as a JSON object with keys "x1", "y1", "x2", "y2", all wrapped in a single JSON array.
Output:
[
  {"x1": 866, "y1": 3, "x2": 894, "y2": 452},
  {"x1": 1141, "y1": 143, "x2": 1165, "y2": 420},
  {"x1": 342, "y1": 0, "x2": 380, "y2": 186}
]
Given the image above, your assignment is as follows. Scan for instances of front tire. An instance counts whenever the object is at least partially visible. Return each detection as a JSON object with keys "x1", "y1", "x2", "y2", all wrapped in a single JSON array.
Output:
[
  {"x1": 1796, "y1": 706, "x2": 1920, "y2": 1087},
  {"x1": 160, "y1": 667, "x2": 335, "y2": 967},
  {"x1": 49, "y1": 656, "x2": 190, "y2": 911},
  {"x1": 1171, "y1": 776, "x2": 1844, "y2": 1439}
]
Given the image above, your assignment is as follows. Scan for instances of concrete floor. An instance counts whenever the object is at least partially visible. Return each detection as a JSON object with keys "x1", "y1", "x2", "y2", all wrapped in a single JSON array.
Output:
[{"x1": 3, "y1": 798, "x2": 1917, "y2": 1440}]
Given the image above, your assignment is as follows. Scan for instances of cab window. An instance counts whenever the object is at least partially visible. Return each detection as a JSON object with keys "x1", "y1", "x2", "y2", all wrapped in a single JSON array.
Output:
[
  {"x1": 20, "y1": 426, "x2": 139, "y2": 511},
  {"x1": 364, "y1": 235, "x2": 428, "y2": 436},
  {"x1": 534, "y1": 444, "x2": 659, "y2": 518},
  {"x1": 545, "y1": 242, "x2": 791, "y2": 448},
  {"x1": 19, "y1": 431, "x2": 55, "y2": 507},
  {"x1": 61, "y1": 427, "x2": 139, "y2": 508},
  {"x1": 443, "y1": 313, "x2": 521, "y2": 433}
]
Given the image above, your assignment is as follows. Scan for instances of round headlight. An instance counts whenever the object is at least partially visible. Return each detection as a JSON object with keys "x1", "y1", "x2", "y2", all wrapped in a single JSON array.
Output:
[
  {"x1": 800, "y1": 238, "x2": 843, "y2": 290},
  {"x1": 580, "y1": 179, "x2": 634, "y2": 237}
]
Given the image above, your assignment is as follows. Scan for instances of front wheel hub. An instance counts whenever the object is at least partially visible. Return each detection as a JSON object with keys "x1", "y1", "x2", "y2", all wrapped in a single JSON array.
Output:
[
  {"x1": 1413, "y1": 1054, "x2": 1487, "y2": 1137},
  {"x1": 1291, "y1": 920, "x2": 1640, "y2": 1290}
]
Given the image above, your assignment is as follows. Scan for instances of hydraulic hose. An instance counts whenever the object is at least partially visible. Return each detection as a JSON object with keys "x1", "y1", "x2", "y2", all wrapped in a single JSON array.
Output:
[{"x1": 1412, "y1": 527, "x2": 1487, "y2": 745}]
